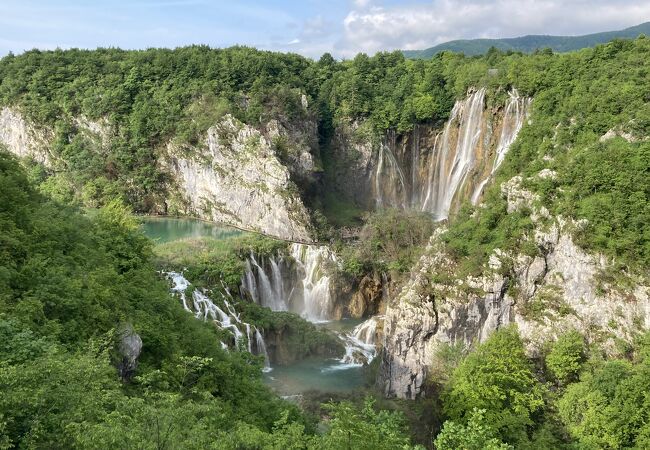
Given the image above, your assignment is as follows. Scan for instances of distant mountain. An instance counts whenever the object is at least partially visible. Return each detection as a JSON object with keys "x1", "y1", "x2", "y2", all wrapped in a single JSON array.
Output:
[{"x1": 403, "y1": 21, "x2": 650, "y2": 58}]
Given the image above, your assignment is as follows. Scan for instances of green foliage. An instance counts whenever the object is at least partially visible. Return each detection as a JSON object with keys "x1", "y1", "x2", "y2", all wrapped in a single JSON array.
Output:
[
  {"x1": 0, "y1": 46, "x2": 315, "y2": 211},
  {"x1": 557, "y1": 346, "x2": 650, "y2": 449},
  {"x1": 318, "y1": 398, "x2": 417, "y2": 450},
  {"x1": 546, "y1": 330, "x2": 587, "y2": 385},
  {"x1": 339, "y1": 208, "x2": 435, "y2": 276},
  {"x1": 153, "y1": 233, "x2": 288, "y2": 290},
  {"x1": 435, "y1": 408, "x2": 513, "y2": 450},
  {"x1": 0, "y1": 150, "x2": 308, "y2": 448},
  {"x1": 443, "y1": 326, "x2": 546, "y2": 445},
  {"x1": 238, "y1": 302, "x2": 345, "y2": 363},
  {"x1": 403, "y1": 21, "x2": 650, "y2": 58}
]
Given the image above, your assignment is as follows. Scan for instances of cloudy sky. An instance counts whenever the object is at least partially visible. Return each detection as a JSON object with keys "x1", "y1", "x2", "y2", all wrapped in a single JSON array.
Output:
[{"x1": 1, "y1": 0, "x2": 649, "y2": 59}]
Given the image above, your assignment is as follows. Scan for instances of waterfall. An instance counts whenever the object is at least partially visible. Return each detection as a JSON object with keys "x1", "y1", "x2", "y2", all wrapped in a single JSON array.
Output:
[
  {"x1": 370, "y1": 88, "x2": 528, "y2": 220},
  {"x1": 420, "y1": 88, "x2": 487, "y2": 220},
  {"x1": 291, "y1": 243, "x2": 336, "y2": 322},
  {"x1": 374, "y1": 132, "x2": 408, "y2": 209},
  {"x1": 168, "y1": 271, "x2": 191, "y2": 312},
  {"x1": 241, "y1": 244, "x2": 338, "y2": 322},
  {"x1": 255, "y1": 327, "x2": 272, "y2": 372},
  {"x1": 244, "y1": 253, "x2": 288, "y2": 311},
  {"x1": 471, "y1": 89, "x2": 531, "y2": 204},
  {"x1": 165, "y1": 272, "x2": 272, "y2": 370},
  {"x1": 329, "y1": 316, "x2": 382, "y2": 369}
]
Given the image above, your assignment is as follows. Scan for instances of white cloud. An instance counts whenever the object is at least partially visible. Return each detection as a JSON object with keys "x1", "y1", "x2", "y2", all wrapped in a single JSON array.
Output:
[{"x1": 334, "y1": 0, "x2": 650, "y2": 57}]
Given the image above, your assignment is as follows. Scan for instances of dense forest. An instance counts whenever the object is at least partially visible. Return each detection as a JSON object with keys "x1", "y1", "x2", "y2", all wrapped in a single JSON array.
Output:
[
  {"x1": 403, "y1": 21, "x2": 650, "y2": 58},
  {"x1": 1, "y1": 35, "x2": 649, "y2": 448}
]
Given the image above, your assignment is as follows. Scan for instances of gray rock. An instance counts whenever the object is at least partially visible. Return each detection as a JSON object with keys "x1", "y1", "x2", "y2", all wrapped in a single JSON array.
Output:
[{"x1": 117, "y1": 324, "x2": 143, "y2": 381}]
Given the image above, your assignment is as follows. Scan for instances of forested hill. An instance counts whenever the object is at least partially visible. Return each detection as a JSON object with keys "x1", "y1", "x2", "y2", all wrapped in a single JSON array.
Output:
[{"x1": 403, "y1": 21, "x2": 650, "y2": 58}]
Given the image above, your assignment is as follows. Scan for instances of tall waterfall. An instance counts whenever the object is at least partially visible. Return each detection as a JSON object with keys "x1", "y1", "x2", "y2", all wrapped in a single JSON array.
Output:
[
  {"x1": 471, "y1": 89, "x2": 531, "y2": 204},
  {"x1": 166, "y1": 272, "x2": 271, "y2": 369},
  {"x1": 369, "y1": 88, "x2": 529, "y2": 220},
  {"x1": 374, "y1": 131, "x2": 408, "y2": 209},
  {"x1": 420, "y1": 88, "x2": 487, "y2": 220},
  {"x1": 241, "y1": 244, "x2": 338, "y2": 323}
]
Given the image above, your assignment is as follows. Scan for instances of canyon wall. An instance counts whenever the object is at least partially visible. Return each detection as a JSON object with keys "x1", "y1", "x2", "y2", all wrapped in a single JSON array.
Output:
[{"x1": 379, "y1": 173, "x2": 650, "y2": 399}]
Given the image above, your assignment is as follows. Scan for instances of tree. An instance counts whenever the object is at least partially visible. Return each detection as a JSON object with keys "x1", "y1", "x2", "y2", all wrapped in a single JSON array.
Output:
[
  {"x1": 545, "y1": 330, "x2": 586, "y2": 385},
  {"x1": 435, "y1": 409, "x2": 512, "y2": 450},
  {"x1": 442, "y1": 326, "x2": 545, "y2": 444}
]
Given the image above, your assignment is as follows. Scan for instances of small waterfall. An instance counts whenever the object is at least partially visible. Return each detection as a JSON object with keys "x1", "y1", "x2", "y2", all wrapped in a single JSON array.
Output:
[
  {"x1": 471, "y1": 89, "x2": 531, "y2": 204},
  {"x1": 241, "y1": 244, "x2": 338, "y2": 323},
  {"x1": 328, "y1": 316, "x2": 382, "y2": 370},
  {"x1": 169, "y1": 271, "x2": 191, "y2": 312},
  {"x1": 291, "y1": 243, "x2": 336, "y2": 322},
  {"x1": 165, "y1": 272, "x2": 272, "y2": 370},
  {"x1": 255, "y1": 327, "x2": 272, "y2": 372},
  {"x1": 244, "y1": 253, "x2": 288, "y2": 311}
]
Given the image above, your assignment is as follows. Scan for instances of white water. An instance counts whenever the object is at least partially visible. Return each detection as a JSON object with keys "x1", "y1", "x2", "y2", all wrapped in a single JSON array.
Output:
[
  {"x1": 325, "y1": 316, "x2": 382, "y2": 371},
  {"x1": 375, "y1": 137, "x2": 408, "y2": 209},
  {"x1": 242, "y1": 253, "x2": 289, "y2": 311},
  {"x1": 242, "y1": 244, "x2": 338, "y2": 323},
  {"x1": 255, "y1": 327, "x2": 272, "y2": 372},
  {"x1": 291, "y1": 244, "x2": 337, "y2": 322},
  {"x1": 421, "y1": 88, "x2": 487, "y2": 220},
  {"x1": 165, "y1": 272, "x2": 271, "y2": 369},
  {"x1": 471, "y1": 89, "x2": 531, "y2": 204},
  {"x1": 371, "y1": 88, "x2": 529, "y2": 220}
]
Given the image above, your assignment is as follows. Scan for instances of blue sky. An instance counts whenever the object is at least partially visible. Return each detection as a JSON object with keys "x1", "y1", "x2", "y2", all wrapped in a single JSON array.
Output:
[{"x1": 2, "y1": 0, "x2": 649, "y2": 59}]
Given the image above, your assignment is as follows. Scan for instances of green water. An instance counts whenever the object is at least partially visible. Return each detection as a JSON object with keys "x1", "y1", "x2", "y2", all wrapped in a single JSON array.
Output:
[
  {"x1": 265, "y1": 319, "x2": 367, "y2": 396},
  {"x1": 264, "y1": 357, "x2": 365, "y2": 396},
  {"x1": 141, "y1": 216, "x2": 242, "y2": 243}
]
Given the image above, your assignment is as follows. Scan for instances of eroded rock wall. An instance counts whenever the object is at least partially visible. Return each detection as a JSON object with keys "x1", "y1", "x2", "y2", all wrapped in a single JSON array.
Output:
[{"x1": 379, "y1": 174, "x2": 649, "y2": 399}]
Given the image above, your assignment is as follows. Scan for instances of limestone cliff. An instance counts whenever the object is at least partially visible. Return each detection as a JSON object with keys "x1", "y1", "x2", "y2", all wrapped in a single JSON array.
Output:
[
  {"x1": 0, "y1": 107, "x2": 52, "y2": 165},
  {"x1": 379, "y1": 172, "x2": 650, "y2": 399},
  {"x1": 164, "y1": 115, "x2": 315, "y2": 242},
  {"x1": 0, "y1": 107, "x2": 318, "y2": 242}
]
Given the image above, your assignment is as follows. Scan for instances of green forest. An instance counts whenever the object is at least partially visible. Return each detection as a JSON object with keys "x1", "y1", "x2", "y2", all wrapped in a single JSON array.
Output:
[{"x1": 1, "y1": 34, "x2": 649, "y2": 449}]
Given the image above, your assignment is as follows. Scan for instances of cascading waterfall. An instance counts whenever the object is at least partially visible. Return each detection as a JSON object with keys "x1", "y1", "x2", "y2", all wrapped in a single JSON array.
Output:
[
  {"x1": 336, "y1": 316, "x2": 382, "y2": 368},
  {"x1": 471, "y1": 89, "x2": 531, "y2": 204},
  {"x1": 371, "y1": 88, "x2": 529, "y2": 220},
  {"x1": 165, "y1": 272, "x2": 272, "y2": 370},
  {"x1": 255, "y1": 327, "x2": 272, "y2": 372},
  {"x1": 420, "y1": 88, "x2": 487, "y2": 220},
  {"x1": 243, "y1": 253, "x2": 288, "y2": 311},
  {"x1": 242, "y1": 244, "x2": 338, "y2": 323},
  {"x1": 291, "y1": 243, "x2": 336, "y2": 322}
]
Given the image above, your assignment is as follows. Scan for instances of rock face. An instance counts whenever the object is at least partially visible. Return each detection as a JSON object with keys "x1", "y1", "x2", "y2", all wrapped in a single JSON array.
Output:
[
  {"x1": 164, "y1": 114, "x2": 315, "y2": 242},
  {"x1": 379, "y1": 174, "x2": 650, "y2": 399},
  {"x1": 0, "y1": 106, "x2": 318, "y2": 242},
  {"x1": 117, "y1": 324, "x2": 143, "y2": 381},
  {"x1": 0, "y1": 107, "x2": 51, "y2": 165}
]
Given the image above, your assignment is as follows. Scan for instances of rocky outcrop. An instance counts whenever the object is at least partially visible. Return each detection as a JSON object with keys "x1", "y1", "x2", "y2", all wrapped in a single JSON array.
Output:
[
  {"x1": 116, "y1": 324, "x2": 143, "y2": 381},
  {"x1": 379, "y1": 174, "x2": 650, "y2": 399},
  {"x1": 164, "y1": 114, "x2": 315, "y2": 242},
  {"x1": 0, "y1": 107, "x2": 52, "y2": 165}
]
